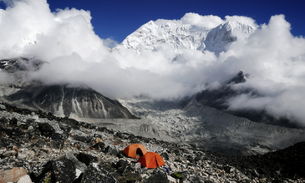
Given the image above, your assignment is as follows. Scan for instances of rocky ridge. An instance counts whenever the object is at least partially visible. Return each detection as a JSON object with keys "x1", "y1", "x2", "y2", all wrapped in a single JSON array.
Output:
[{"x1": 0, "y1": 103, "x2": 304, "y2": 183}]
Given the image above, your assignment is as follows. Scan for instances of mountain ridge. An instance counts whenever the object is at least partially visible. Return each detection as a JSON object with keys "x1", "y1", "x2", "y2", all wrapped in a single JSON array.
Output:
[{"x1": 119, "y1": 14, "x2": 256, "y2": 53}]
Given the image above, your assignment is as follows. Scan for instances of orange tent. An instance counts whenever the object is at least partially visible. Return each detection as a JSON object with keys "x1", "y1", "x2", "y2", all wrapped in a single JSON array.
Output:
[
  {"x1": 138, "y1": 152, "x2": 165, "y2": 168},
  {"x1": 123, "y1": 144, "x2": 148, "y2": 159}
]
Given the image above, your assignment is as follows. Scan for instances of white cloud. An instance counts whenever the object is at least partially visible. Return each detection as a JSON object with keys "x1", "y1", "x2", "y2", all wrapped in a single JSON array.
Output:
[
  {"x1": 225, "y1": 15, "x2": 257, "y2": 28},
  {"x1": 181, "y1": 13, "x2": 224, "y2": 29},
  {"x1": 222, "y1": 15, "x2": 305, "y2": 125}
]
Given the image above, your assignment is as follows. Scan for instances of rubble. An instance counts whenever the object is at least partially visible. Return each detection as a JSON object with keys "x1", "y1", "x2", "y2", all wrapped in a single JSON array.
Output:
[{"x1": 0, "y1": 102, "x2": 304, "y2": 183}]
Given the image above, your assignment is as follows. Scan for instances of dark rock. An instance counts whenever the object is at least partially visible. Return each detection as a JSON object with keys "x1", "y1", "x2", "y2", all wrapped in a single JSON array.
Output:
[
  {"x1": 173, "y1": 149, "x2": 180, "y2": 156},
  {"x1": 31, "y1": 138, "x2": 47, "y2": 148},
  {"x1": 171, "y1": 171, "x2": 187, "y2": 181},
  {"x1": 0, "y1": 117, "x2": 9, "y2": 124},
  {"x1": 81, "y1": 164, "x2": 117, "y2": 183},
  {"x1": 227, "y1": 71, "x2": 247, "y2": 84},
  {"x1": 194, "y1": 155, "x2": 202, "y2": 162},
  {"x1": 51, "y1": 158, "x2": 76, "y2": 183},
  {"x1": 114, "y1": 160, "x2": 129, "y2": 175},
  {"x1": 117, "y1": 151, "x2": 125, "y2": 159},
  {"x1": 145, "y1": 171, "x2": 169, "y2": 183},
  {"x1": 186, "y1": 155, "x2": 194, "y2": 163},
  {"x1": 223, "y1": 165, "x2": 232, "y2": 173},
  {"x1": 0, "y1": 137, "x2": 14, "y2": 147},
  {"x1": 58, "y1": 124, "x2": 72, "y2": 134},
  {"x1": 9, "y1": 117, "x2": 18, "y2": 125},
  {"x1": 116, "y1": 172, "x2": 142, "y2": 183},
  {"x1": 61, "y1": 118, "x2": 80, "y2": 130},
  {"x1": 115, "y1": 132, "x2": 130, "y2": 139},
  {"x1": 92, "y1": 142, "x2": 106, "y2": 151},
  {"x1": 73, "y1": 135, "x2": 92, "y2": 143},
  {"x1": 161, "y1": 152, "x2": 169, "y2": 160},
  {"x1": 104, "y1": 146, "x2": 119, "y2": 156},
  {"x1": 38, "y1": 122, "x2": 62, "y2": 140},
  {"x1": 34, "y1": 157, "x2": 76, "y2": 183},
  {"x1": 0, "y1": 125, "x2": 24, "y2": 137},
  {"x1": 201, "y1": 178, "x2": 214, "y2": 183},
  {"x1": 189, "y1": 176, "x2": 205, "y2": 183},
  {"x1": 76, "y1": 153, "x2": 98, "y2": 166}
]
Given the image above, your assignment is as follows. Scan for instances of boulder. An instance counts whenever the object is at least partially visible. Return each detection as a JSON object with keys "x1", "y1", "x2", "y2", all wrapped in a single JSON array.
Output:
[
  {"x1": 144, "y1": 171, "x2": 169, "y2": 183},
  {"x1": 0, "y1": 167, "x2": 28, "y2": 183},
  {"x1": 0, "y1": 104, "x2": 6, "y2": 110},
  {"x1": 36, "y1": 157, "x2": 76, "y2": 183},
  {"x1": 76, "y1": 152, "x2": 98, "y2": 166},
  {"x1": 104, "y1": 146, "x2": 119, "y2": 156},
  {"x1": 17, "y1": 175, "x2": 33, "y2": 183},
  {"x1": 81, "y1": 164, "x2": 117, "y2": 183},
  {"x1": 38, "y1": 122, "x2": 62, "y2": 140},
  {"x1": 92, "y1": 142, "x2": 106, "y2": 151},
  {"x1": 114, "y1": 160, "x2": 129, "y2": 175}
]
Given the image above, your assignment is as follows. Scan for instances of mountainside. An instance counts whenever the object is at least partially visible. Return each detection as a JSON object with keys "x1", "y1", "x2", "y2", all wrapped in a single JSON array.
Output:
[
  {"x1": 0, "y1": 58, "x2": 135, "y2": 120},
  {"x1": 119, "y1": 17, "x2": 256, "y2": 53},
  {"x1": 0, "y1": 103, "x2": 304, "y2": 183},
  {"x1": 5, "y1": 84, "x2": 135, "y2": 120}
]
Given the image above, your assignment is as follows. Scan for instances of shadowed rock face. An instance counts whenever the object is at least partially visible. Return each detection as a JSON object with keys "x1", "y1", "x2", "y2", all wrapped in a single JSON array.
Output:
[
  {"x1": 0, "y1": 57, "x2": 43, "y2": 73},
  {"x1": 6, "y1": 84, "x2": 136, "y2": 119}
]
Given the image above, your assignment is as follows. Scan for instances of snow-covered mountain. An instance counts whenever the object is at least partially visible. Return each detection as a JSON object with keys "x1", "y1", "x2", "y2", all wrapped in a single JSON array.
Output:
[{"x1": 119, "y1": 14, "x2": 256, "y2": 53}]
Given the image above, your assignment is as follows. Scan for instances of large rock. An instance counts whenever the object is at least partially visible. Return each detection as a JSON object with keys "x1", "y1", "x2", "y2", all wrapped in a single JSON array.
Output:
[
  {"x1": 144, "y1": 171, "x2": 169, "y2": 183},
  {"x1": 0, "y1": 167, "x2": 28, "y2": 183},
  {"x1": 17, "y1": 175, "x2": 33, "y2": 183},
  {"x1": 38, "y1": 122, "x2": 62, "y2": 140},
  {"x1": 35, "y1": 157, "x2": 76, "y2": 183},
  {"x1": 81, "y1": 164, "x2": 117, "y2": 183}
]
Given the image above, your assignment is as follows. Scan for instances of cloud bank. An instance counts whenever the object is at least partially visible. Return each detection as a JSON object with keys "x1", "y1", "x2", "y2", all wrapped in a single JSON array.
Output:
[{"x1": 1, "y1": 0, "x2": 305, "y2": 125}]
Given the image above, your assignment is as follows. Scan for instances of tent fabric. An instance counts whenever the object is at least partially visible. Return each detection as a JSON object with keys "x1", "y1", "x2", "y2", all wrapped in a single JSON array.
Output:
[
  {"x1": 123, "y1": 144, "x2": 148, "y2": 159},
  {"x1": 138, "y1": 152, "x2": 165, "y2": 168}
]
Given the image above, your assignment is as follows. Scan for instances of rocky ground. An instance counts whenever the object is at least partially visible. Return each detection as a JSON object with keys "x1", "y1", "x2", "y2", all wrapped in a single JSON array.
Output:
[{"x1": 0, "y1": 103, "x2": 304, "y2": 183}]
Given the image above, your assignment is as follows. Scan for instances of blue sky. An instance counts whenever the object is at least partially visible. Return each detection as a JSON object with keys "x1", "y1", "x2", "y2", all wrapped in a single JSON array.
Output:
[{"x1": 2, "y1": 0, "x2": 305, "y2": 42}]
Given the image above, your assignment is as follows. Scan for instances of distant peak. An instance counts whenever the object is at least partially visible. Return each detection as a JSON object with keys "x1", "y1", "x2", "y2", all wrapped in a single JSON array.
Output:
[{"x1": 119, "y1": 13, "x2": 257, "y2": 53}]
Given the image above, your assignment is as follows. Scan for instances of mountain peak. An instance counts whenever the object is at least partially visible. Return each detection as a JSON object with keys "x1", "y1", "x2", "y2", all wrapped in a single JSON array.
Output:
[
  {"x1": 204, "y1": 19, "x2": 256, "y2": 53},
  {"x1": 119, "y1": 13, "x2": 257, "y2": 53}
]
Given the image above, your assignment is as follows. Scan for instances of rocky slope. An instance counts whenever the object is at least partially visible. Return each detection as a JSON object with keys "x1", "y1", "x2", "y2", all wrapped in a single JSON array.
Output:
[{"x1": 0, "y1": 102, "x2": 304, "y2": 183}]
